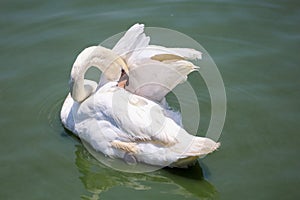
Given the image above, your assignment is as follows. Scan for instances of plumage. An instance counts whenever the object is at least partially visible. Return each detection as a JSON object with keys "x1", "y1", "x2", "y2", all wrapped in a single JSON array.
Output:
[{"x1": 60, "y1": 23, "x2": 219, "y2": 168}]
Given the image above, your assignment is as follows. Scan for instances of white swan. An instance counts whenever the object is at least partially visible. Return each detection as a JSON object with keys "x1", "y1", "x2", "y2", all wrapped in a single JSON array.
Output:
[{"x1": 60, "y1": 24, "x2": 219, "y2": 167}]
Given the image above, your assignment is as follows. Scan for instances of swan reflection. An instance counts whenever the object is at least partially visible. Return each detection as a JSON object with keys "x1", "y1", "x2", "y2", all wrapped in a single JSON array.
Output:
[{"x1": 75, "y1": 144, "x2": 218, "y2": 200}]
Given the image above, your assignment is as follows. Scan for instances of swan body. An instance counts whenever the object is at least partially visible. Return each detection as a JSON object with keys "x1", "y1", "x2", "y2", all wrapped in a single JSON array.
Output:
[{"x1": 61, "y1": 24, "x2": 219, "y2": 167}]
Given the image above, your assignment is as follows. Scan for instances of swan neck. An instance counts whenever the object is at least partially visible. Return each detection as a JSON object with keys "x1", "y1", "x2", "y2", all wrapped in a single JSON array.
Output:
[
  {"x1": 70, "y1": 46, "x2": 128, "y2": 103},
  {"x1": 70, "y1": 70, "x2": 86, "y2": 103}
]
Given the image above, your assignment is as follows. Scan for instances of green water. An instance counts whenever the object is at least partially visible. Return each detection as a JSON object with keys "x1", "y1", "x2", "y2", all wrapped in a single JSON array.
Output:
[{"x1": 1, "y1": 0, "x2": 299, "y2": 199}]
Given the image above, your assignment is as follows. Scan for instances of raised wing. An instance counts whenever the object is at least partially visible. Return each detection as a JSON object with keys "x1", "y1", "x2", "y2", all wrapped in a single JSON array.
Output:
[
  {"x1": 101, "y1": 23, "x2": 202, "y2": 102},
  {"x1": 125, "y1": 45, "x2": 201, "y2": 102},
  {"x1": 128, "y1": 45, "x2": 201, "y2": 66},
  {"x1": 112, "y1": 23, "x2": 150, "y2": 62},
  {"x1": 99, "y1": 23, "x2": 149, "y2": 87}
]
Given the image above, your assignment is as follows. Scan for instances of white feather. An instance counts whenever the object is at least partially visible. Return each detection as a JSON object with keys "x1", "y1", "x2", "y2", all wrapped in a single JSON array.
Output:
[{"x1": 61, "y1": 23, "x2": 219, "y2": 168}]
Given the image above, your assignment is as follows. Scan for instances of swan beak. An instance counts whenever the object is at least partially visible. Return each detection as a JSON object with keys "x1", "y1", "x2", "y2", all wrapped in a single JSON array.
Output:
[{"x1": 117, "y1": 69, "x2": 129, "y2": 88}]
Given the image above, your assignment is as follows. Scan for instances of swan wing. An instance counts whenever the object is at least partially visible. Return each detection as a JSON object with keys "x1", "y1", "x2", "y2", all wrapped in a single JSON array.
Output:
[
  {"x1": 125, "y1": 45, "x2": 201, "y2": 102},
  {"x1": 112, "y1": 23, "x2": 150, "y2": 62},
  {"x1": 101, "y1": 24, "x2": 202, "y2": 102},
  {"x1": 99, "y1": 23, "x2": 149, "y2": 87},
  {"x1": 93, "y1": 87, "x2": 181, "y2": 146},
  {"x1": 93, "y1": 87, "x2": 220, "y2": 160},
  {"x1": 129, "y1": 45, "x2": 201, "y2": 64}
]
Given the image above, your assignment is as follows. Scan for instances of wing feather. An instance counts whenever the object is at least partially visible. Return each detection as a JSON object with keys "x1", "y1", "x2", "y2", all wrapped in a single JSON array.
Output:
[
  {"x1": 102, "y1": 23, "x2": 202, "y2": 102},
  {"x1": 112, "y1": 23, "x2": 150, "y2": 63},
  {"x1": 102, "y1": 89, "x2": 179, "y2": 146}
]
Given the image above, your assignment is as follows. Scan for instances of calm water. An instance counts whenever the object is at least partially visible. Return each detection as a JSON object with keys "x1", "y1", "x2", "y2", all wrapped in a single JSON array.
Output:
[{"x1": 1, "y1": 0, "x2": 299, "y2": 199}]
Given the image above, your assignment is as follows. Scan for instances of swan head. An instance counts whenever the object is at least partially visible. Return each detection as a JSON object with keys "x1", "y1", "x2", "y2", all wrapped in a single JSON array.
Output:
[{"x1": 70, "y1": 46, "x2": 129, "y2": 103}]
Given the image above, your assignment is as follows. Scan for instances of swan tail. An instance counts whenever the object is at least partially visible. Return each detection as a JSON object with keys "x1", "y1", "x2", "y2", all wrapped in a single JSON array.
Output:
[
  {"x1": 184, "y1": 137, "x2": 220, "y2": 156},
  {"x1": 171, "y1": 137, "x2": 220, "y2": 167}
]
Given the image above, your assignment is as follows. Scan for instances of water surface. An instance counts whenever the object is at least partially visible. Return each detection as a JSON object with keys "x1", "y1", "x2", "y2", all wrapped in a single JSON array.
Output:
[{"x1": 0, "y1": 0, "x2": 299, "y2": 199}]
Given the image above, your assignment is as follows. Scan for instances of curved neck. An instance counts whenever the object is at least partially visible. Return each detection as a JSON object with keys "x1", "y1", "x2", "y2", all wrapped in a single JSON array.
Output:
[{"x1": 70, "y1": 46, "x2": 128, "y2": 103}]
